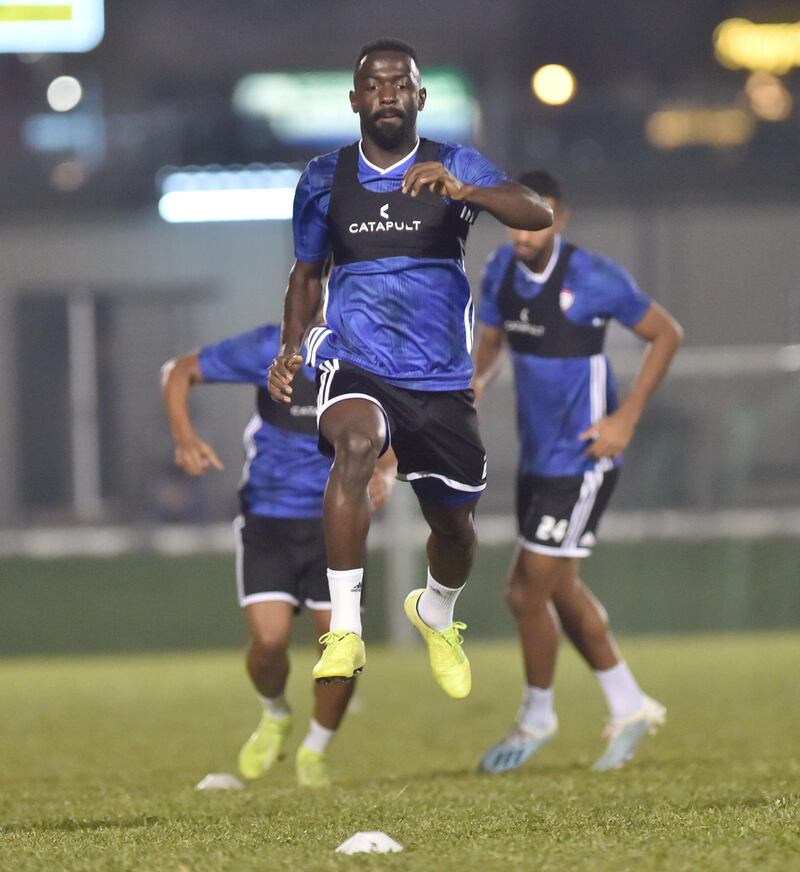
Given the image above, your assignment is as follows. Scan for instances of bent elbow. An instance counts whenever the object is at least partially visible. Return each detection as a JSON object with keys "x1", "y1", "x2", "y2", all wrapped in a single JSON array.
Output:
[
  {"x1": 160, "y1": 358, "x2": 177, "y2": 390},
  {"x1": 531, "y1": 202, "x2": 554, "y2": 231}
]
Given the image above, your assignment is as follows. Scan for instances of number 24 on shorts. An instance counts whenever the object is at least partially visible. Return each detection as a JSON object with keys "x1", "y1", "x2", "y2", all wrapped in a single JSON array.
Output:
[{"x1": 535, "y1": 515, "x2": 568, "y2": 543}]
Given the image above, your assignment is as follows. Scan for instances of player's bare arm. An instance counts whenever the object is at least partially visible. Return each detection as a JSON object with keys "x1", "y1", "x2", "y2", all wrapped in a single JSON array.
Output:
[
  {"x1": 161, "y1": 352, "x2": 224, "y2": 476},
  {"x1": 268, "y1": 259, "x2": 324, "y2": 404},
  {"x1": 581, "y1": 302, "x2": 683, "y2": 459},
  {"x1": 402, "y1": 164, "x2": 553, "y2": 231},
  {"x1": 471, "y1": 324, "x2": 506, "y2": 406}
]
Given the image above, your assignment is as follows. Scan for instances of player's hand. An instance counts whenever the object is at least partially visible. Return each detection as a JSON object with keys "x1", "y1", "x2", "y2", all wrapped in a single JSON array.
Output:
[
  {"x1": 368, "y1": 465, "x2": 396, "y2": 510},
  {"x1": 402, "y1": 161, "x2": 468, "y2": 200},
  {"x1": 580, "y1": 410, "x2": 636, "y2": 459},
  {"x1": 267, "y1": 352, "x2": 303, "y2": 404},
  {"x1": 174, "y1": 433, "x2": 224, "y2": 476},
  {"x1": 471, "y1": 378, "x2": 485, "y2": 408}
]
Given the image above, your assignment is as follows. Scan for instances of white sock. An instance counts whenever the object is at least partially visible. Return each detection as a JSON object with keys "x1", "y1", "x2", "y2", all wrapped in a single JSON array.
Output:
[
  {"x1": 301, "y1": 718, "x2": 335, "y2": 753},
  {"x1": 257, "y1": 692, "x2": 290, "y2": 719},
  {"x1": 327, "y1": 568, "x2": 363, "y2": 636},
  {"x1": 595, "y1": 661, "x2": 645, "y2": 721},
  {"x1": 417, "y1": 569, "x2": 464, "y2": 631},
  {"x1": 517, "y1": 685, "x2": 556, "y2": 734}
]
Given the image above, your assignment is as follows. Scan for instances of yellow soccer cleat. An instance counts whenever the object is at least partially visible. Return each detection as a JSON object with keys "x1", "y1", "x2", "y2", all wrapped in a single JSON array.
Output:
[
  {"x1": 312, "y1": 631, "x2": 366, "y2": 684},
  {"x1": 404, "y1": 588, "x2": 471, "y2": 699},
  {"x1": 296, "y1": 746, "x2": 331, "y2": 788},
  {"x1": 237, "y1": 712, "x2": 292, "y2": 780}
]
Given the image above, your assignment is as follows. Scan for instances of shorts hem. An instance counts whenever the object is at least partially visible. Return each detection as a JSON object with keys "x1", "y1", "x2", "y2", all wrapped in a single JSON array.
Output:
[
  {"x1": 518, "y1": 537, "x2": 590, "y2": 558},
  {"x1": 240, "y1": 592, "x2": 301, "y2": 608},
  {"x1": 400, "y1": 470, "x2": 486, "y2": 493},
  {"x1": 317, "y1": 392, "x2": 391, "y2": 455},
  {"x1": 304, "y1": 599, "x2": 332, "y2": 611}
]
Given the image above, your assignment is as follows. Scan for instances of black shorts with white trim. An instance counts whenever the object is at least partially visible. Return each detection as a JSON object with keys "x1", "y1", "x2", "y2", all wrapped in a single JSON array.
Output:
[
  {"x1": 516, "y1": 463, "x2": 619, "y2": 558},
  {"x1": 316, "y1": 360, "x2": 487, "y2": 502},
  {"x1": 233, "y1": 513, "x2": 330, "y2": 611}
]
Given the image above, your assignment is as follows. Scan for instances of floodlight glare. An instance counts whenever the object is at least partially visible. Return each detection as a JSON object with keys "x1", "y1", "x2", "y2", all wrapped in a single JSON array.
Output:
[
  {"x1": 157, "y1": 165, "x2": 302, "y2": 223},
  {"x1": 531, "y1": 64, "x2": 576, "y2": 106},
  {"x1": 0, "y1": 0, "x2": 105, "y2": 53},
  {"x1": 745, "y1": 71, "x2": 792, "y2": 122},
  {"x1": 47, "y1": 75, "x2": 82, "y2": 112}
]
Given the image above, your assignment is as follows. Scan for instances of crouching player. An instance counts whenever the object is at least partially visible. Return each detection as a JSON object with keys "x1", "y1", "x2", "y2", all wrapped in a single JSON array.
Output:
[
  {"x1": 473, "y1": 171, "x2": 683, "y2": 772},
  {"x1": 161, "y1": 323, "x2": 394, "y2": 787}
]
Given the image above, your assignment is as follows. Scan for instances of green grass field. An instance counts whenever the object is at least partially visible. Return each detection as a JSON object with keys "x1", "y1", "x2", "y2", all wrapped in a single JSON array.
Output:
[{"x1": 0, "y1": 634, "x2": 798, "y2": 871}]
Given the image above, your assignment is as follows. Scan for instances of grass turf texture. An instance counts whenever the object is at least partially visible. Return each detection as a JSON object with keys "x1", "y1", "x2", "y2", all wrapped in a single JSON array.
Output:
[{"x1": 0, "y1": 634, "x2": 797, "y2": 871}]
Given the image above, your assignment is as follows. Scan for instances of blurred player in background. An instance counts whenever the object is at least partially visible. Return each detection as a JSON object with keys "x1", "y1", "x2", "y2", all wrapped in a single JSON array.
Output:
[
  {"x1": 268, "y1": 38, "x2": 552, "y2": 697},
  {"x1": 162, "y1": 323, "x2": 394, "y2": 788},
  {"x1": 473, "y1": 170, "x2": 683, "y2": 772}
]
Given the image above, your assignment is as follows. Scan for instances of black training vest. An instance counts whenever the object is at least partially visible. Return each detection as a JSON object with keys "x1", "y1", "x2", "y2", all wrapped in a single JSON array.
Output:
[
  {"x1": 256, "y1": 368, "x2": 317, "y2": 436},
  {"x1": 326, "y1": 138, "x2": 471, "y2": 264},
  {"x1": 498, "y1": 244, "x2": 606, "y2": 357}
]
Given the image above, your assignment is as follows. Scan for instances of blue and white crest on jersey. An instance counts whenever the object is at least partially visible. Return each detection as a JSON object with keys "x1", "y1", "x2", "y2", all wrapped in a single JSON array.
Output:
[{"x1": 559, "y1": 289, "x2": 575, "y2": 312}]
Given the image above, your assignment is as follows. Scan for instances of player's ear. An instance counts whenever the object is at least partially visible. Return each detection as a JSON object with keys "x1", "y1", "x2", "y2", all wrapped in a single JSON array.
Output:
[
  {"x1": 349, "y1": 89, "x2": 358, "y2": 113},
  {"x1": 556, "y1": 204, "x2": 570, "y2": 231},
  {"x1": 417, "y1": 87, "x2": 426, "y2": 111}
]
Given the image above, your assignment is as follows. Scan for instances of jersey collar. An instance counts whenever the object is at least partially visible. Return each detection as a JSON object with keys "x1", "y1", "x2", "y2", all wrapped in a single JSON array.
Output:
[
  {"x1": 358, "y1": 139, "x2": 420, "y2": 175},
  {"x1": 517, "y1": 235, "x2": 562, "y2": 283}
]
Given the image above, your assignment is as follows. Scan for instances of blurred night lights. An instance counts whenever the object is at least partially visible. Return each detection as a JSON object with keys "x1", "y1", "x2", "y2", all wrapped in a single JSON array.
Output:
[
  {"x1": 714, "y1": 18, "x2": 800, "y2": 74},
  {"x1": 745, "y1": 72, "x2": 793, "y2": 122},
  {"x1": 531, "y1": 65, "x2": 576, "y2": 106},
  {"x1": 50, "y1": 160, "x2": 88, "y2": 192},
  {"x1": 47, "y1": 75, "x2": 83, "y2": 112},
  {"x1": 646, "y1": 107, "x2": 755, "y2": 150},
  {"x1": 157, "y1": 165, "x2": 302, "y2": 223}
]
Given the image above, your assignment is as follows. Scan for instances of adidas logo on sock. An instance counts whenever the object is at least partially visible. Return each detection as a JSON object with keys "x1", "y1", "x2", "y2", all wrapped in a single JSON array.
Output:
[{"x1": 350, "y1": 582, "x2": 363, "y2": 593}]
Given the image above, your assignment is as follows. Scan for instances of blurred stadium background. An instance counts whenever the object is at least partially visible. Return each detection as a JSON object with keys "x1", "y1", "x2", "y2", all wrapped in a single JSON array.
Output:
[
  {"x1": 0, "y1": 0, "x2": 798, "y2": 653},
  {"x1": 1, "y1": 4, "x2": 799, "y2": 870}
]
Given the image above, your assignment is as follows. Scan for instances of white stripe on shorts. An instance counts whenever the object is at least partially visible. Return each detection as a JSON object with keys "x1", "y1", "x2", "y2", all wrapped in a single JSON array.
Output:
[
  {"x1": 561, "y1": 460, "x2": 612, "y2": 551},
  {"x1": 233, "y1": 515, "x2": 245, "y2": 605},
  {"x1": 400, "y1": 470, "x2": 486, "y2": 493}
]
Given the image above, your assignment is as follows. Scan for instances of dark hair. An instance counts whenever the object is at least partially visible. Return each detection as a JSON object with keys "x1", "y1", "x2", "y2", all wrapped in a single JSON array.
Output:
[
  {"x1": 518, "y1": 170, "x2": 562, "y2": 202},
  {"x1": 354, "y1": 38, "x2": 419, "y2": 78}
]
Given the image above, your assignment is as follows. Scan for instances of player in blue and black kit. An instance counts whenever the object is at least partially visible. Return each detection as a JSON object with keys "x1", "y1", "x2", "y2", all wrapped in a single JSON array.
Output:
[
  {"x1": 268, "y1": 39, "x2": 552, "y2": 696},
  {"x1": 162, "y1": 323, "x2": 393, "y2": 788},
  {"x1": 473, "y1": 171, "x2": 683, "y2": 772}
]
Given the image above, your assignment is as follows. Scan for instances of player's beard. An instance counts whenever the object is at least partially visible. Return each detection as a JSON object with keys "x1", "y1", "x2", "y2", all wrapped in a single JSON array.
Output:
[{"x1": 364, "y1": 109, "x2": 415, "y2": 150}]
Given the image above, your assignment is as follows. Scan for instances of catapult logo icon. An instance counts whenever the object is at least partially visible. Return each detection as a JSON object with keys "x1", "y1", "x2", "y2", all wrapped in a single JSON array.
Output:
[
  {"x1": 349, "y1": 203, "x2": 422, "y2": 234},
  {"x1": 504, "y1": 305, "x2": 545, "y2": 337}
]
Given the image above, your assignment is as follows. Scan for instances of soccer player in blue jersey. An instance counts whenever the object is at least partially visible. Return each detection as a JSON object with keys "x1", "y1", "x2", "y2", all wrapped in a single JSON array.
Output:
[
  {"x1": 162, "y1": 323, "x2": 393, "y2": 788},
  {"x1": 473, "y1": 171, "x2": 683, "y2": 772},
  {"x1": 268, "y1": 39, "x2": 553, "y2": 695}
]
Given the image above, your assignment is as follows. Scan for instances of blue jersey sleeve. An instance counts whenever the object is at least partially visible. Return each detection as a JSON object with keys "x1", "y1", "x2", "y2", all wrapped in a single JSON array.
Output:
[
  {"x1": 292, "y1": 153, "x2": 337, "y2": 263},
  {"x1": 477, "y1": 245, "x2": 513, "y2": 327},
  {"x1": 586, "y1": 256, "x2": 651, "y2": 327},
  {"x1": 443, "y1": 143, "x2": 508, "y2": 188},
  {"x1": 198, "y1": 324, "x2": 280, "y2": 385}
]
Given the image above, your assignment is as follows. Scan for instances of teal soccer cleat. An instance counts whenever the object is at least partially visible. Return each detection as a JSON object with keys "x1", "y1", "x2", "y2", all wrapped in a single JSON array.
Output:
[
  {"x1": 479, "y1": 719, "x2": 557, "y2": 774},
  {"x1": 592, "y1": 695, "x2": 666, "y2": 771}
]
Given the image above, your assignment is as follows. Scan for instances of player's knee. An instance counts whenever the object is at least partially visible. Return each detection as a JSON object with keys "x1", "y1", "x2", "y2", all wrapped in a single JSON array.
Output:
[
  {"x1": 506, "y1": 576, "x2": 539, "y2": 616},
  {"x1": 506, "y1": 571, "x2": 551, "y2": 616},
  {"x1": 428, "y1": 511, "x2": 476, "y2": 551},
  {"x1": 249, "y1": 633, "x2": 288, "y2": 665},
  {"x1": 333, "y1": 431, "x2": 380, "y2": 477}
]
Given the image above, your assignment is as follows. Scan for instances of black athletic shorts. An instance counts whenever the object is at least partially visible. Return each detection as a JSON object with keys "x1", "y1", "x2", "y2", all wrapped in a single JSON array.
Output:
[
  {"x1": 516, "y1": 463, "x2": 620, "y2": 558},
  {"x1": 233, "y1": 513, "x2": 329, "y2": 611},
  {"x1": 315, "y1": 359, "x2": 487, "y2": 503}
]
